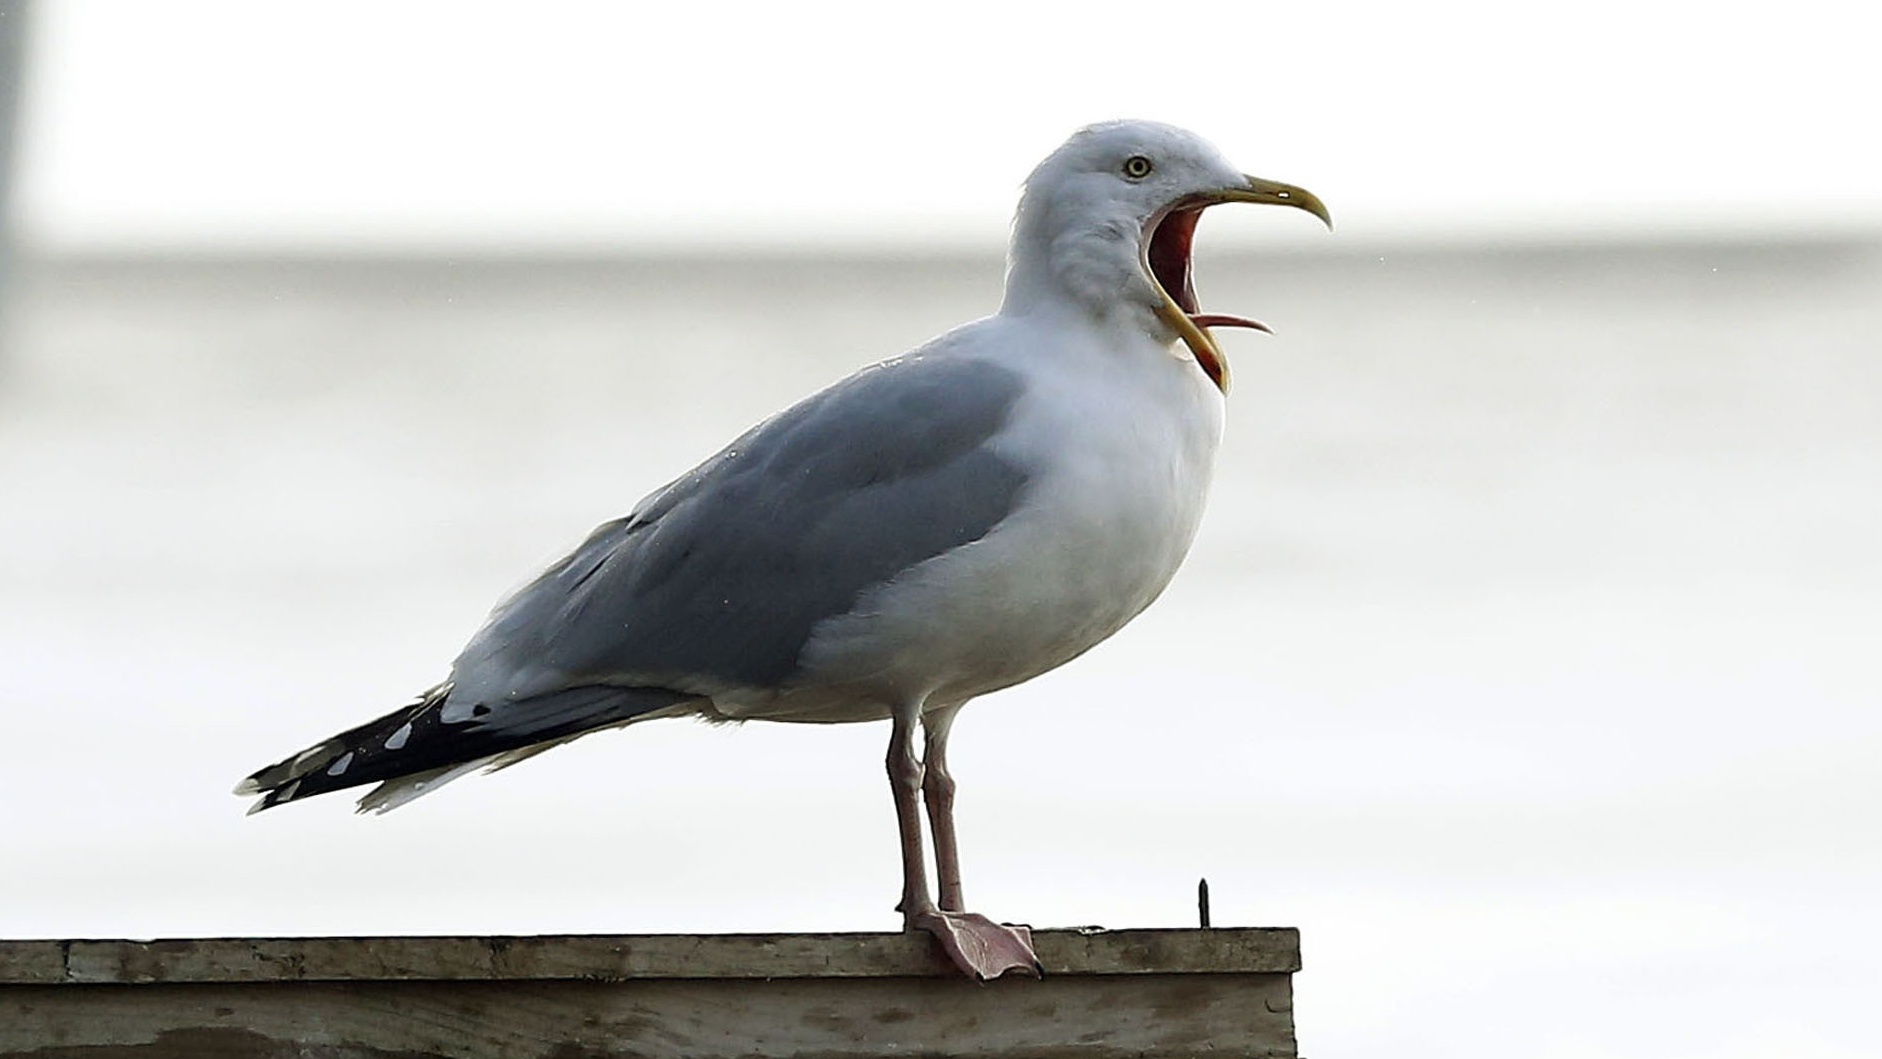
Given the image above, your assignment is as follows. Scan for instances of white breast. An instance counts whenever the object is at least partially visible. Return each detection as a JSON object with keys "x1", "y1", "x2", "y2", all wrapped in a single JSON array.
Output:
[{"x1": 774, "y1": 311, "x2": 1225, "y2": 719}]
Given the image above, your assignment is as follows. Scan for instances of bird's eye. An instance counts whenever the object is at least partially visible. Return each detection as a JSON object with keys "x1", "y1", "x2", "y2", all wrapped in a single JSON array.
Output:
[{"x1": 1121, "y1": 155, "x2": 1154, "y2": 180}]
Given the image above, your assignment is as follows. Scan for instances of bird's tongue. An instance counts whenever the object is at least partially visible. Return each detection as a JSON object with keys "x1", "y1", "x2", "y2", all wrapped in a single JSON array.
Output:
[{"x1": 1191, "y1": 312, "x2": 1272, "y2": 334}]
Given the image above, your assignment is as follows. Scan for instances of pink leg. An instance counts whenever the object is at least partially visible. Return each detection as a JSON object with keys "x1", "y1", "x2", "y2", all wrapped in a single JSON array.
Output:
[
  {"x1": 886, "y1": 702, "x2": 1039, "y2": 981},
  {"x1": 921, "y1": 706, "x2": 965, "y2": 913},
  {"x1": 886, "y1": 703, "x2": 935, "y2": 921}
]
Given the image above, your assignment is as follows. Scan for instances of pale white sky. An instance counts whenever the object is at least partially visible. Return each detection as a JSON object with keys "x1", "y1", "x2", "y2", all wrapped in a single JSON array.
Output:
[
  {"x1": 4, "y1": 6, "x2": 1881, "y2": 1056},
  {"x1": 12, "y1": 0, "x2": 1882, "y2": 250}
]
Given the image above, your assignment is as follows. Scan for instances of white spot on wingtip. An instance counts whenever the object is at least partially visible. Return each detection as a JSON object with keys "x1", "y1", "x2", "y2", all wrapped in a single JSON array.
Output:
[
  {"x1": 326, "y1": 752, "x2": 354, "y2": 777},
  {"x1": 385, "y1": 723, "x2": 412, "y2": 750},
  {"x1": 292, "y1": 743, "x2": 336, "y2": 770}
]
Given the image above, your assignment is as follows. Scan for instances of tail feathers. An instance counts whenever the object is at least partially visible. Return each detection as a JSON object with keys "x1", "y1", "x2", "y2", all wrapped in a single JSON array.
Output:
[
  {"x1": 235, "y1": 683, "x2": 452, "y2": 814},
  {"x1": 351, "y1": 756, "x2": 503, "y2": 815},
  {"x1": 235, "y1": 681, "x2": 692, "y2": 814}
]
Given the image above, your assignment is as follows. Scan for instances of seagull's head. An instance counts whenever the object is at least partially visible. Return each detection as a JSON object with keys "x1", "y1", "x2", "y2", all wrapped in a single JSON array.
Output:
[{"x1": 1004, "y1": 120, "x2": 1331, "y2": 392}]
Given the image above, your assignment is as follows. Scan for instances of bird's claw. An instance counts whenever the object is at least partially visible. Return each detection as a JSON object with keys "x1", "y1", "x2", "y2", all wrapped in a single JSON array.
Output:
[{"x1": 913, "y1": 910, "x2": 1042, "y2": 981}]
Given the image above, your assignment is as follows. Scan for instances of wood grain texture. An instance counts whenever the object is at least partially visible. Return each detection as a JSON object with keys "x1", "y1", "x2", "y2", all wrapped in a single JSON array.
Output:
[
  {"x1": 0, "y1": 930, "x2": 1300, "y2": 1058},
  {"x1": 1, "y1": 928, "x2": 1300, "y2": 984}
]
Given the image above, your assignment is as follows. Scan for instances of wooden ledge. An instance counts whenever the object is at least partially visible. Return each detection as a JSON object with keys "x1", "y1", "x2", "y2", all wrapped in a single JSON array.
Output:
[
  {"x1": 1, "y1": 929, "x2": 1301, "y2": 1059},
  {"x1": 0, "y1": 927, "x2": 1298, "y2": 985}
]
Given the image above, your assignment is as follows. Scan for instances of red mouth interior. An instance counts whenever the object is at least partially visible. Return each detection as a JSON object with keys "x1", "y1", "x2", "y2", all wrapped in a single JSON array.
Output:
[
  {"x1": 1147, "y1": 204, "x2": 1268, "y2": 335},
  {"x1": 1148, "y1": 207, "x2": 1202, "y2": 314}
]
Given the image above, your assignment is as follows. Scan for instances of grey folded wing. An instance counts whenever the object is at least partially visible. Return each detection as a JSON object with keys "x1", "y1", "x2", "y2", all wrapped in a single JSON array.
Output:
[
  {"x1": 240, "y1": 353, "x2": 1034, "y2": 812},
  {"x1": 444, "y1": 351, "x2": 1033, "y2": 719}
]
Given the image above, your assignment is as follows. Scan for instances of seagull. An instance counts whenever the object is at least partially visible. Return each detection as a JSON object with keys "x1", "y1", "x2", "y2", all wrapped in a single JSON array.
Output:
[{"x1": 236, "y1": 120, "x2": 1329, "y2": 980}]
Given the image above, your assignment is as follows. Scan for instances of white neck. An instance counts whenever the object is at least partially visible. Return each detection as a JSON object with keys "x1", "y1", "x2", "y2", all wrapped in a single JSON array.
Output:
[{"x1": 998, "y1": 190, "x2": 1163, "y2": 344}]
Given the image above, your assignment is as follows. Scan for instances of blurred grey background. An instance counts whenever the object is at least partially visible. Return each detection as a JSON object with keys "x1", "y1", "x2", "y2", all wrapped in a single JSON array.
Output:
[{"x1": 1, "y1": 4, "x2": 1878, "y2": 1058}]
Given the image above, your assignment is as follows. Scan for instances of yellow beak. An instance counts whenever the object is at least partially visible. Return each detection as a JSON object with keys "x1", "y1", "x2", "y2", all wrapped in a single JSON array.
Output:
[{"x1": 1152, "y1": 175, "x2": 1332, "y2": 394}]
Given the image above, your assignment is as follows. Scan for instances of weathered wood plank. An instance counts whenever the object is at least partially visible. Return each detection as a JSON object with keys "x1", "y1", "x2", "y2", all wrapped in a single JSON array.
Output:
[
  {"x1": 2, "y1": 928, "x2": 1299, "y2": 984},
  {"x1": 0, "y1": 930, "x2": 1301, "y2": 1059},
  {"x1": 3, "y1": 976, "x2": 1297, "y2": 1059},
  {"x1": 0, "y1": 941, "x2": 64, "y2": 986}
]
